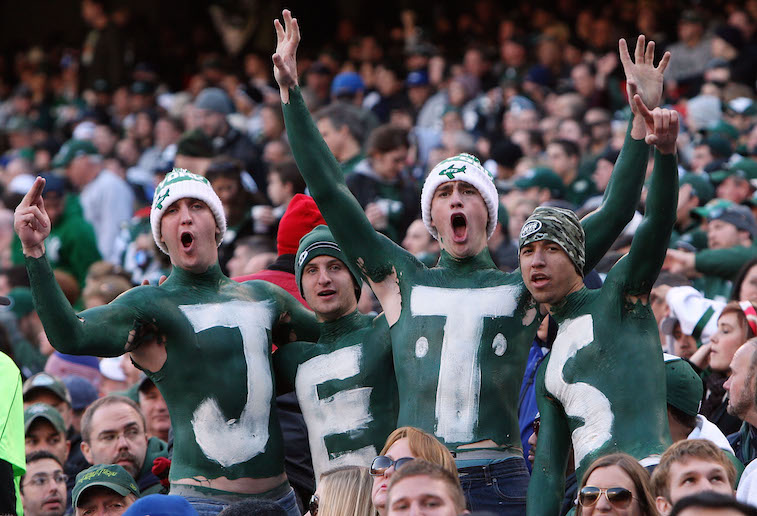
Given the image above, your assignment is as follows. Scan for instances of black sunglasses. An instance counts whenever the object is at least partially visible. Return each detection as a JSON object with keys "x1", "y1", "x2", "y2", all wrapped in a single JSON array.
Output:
[
  {"x1": 369, "y1": 456, "x2": 414, "y2": 476},
  {"x1": 578, "y1": 486, "x2": 635, "y2": 508},
  {"x1": 309, "y1": 493, "x2": 319, "y2": 516}
]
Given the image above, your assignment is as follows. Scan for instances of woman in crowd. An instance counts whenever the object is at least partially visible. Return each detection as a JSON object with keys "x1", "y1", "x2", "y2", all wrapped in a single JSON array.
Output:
[
  {"x1": 306, "y1": 466, "x2": 375, "y2": 516},
  {"x1": 690, "y1": 301, "x2": 757, "y2": 435},
  {"x1": 371, "y1": 426, "x2": 457, "y2": 516},
  {"x1": 576, "y1": 453, "x2": 656, "y2": 516},
  {"x1": 731, "y1": 258, "x2": 757, "y2": 304}
]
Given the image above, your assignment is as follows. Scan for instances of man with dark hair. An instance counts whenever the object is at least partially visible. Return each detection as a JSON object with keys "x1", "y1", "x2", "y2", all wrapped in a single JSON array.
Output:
[
  {"x1": 386, "y1": 460, "x2": 469, "y2": 516},
  {"x1": 20, "y1": 451, "x2": 67, "y2": 516},
  {"x1": 79, "y1": 395, "x2": 166, "y2": 496},
  {"x1": 136, "y1": 378, "x2": 170, "y2": 443},
  {"x1": 522, "y1": 98, "x2": 679, "y2": 514},
  {"x1": 314, "y1": 103, "x2": 367, "y2": 176},
  {"x1": 347, "y1": 124, "x2": 419, "y2": 243},
  {"x1": 274, "y1": 226, "x2": 396, "y2": 480},
  {"x1": 546, "y1": 139, "x2": 597, "y2": 207},
  {"x1": 671, "y1": 491, "x2": 756, "y2": 516},
  {"x1": 651, "y1": 439, "x2": 737, "y2": 515}
]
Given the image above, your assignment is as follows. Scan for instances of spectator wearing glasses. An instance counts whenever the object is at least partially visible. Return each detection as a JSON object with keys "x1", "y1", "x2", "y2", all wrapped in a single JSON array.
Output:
[
  {"x1": 306, "y1": 466, "x2": 375, "y2": 516},
  {"x1": 371, "y1": 427, "x2": 457, "y2": 516},
  {"x1": 20, "y1": 451, "x2": 67, "y2": 516},
  {"x1": 651, "y1": 439, "x2": 737, "y2": 516},
  {"x1": 576, "y1": 453, "x2": 657, "y2": 516}
]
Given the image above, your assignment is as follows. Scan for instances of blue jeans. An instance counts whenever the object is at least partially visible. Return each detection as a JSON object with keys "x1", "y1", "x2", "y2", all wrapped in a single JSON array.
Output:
[
  {"x1": 184, "y1": 488, "x2": 300, "y2": 516},
  {"x1": 458, "y1": 457, "x2": 530, "y2": 515}
]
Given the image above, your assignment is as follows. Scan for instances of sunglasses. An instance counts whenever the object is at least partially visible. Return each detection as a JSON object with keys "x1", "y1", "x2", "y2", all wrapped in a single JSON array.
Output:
[
  {"x1": 578, "y1": 486, "x2": 635, "y2": 508},
  {"x1": 369, "y1": 456, "x2": 414, "y2": 476},
  {"x1": 309, "y1": 493, "x2": 319, "y2": 516}
]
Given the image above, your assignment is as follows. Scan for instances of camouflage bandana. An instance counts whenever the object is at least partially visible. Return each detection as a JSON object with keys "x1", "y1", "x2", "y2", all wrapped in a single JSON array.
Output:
[{"x1": 518, "y1": 206, "x2": 585, "y2": 275}]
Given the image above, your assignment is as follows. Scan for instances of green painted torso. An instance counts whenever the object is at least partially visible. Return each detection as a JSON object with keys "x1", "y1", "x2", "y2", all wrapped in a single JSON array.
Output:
[
  {"x1": 540, "y1": 285, "x2": 671, "y2": 483},
  {"x1": 274, "y1": 311, "x2": 397, "y2": 480}
]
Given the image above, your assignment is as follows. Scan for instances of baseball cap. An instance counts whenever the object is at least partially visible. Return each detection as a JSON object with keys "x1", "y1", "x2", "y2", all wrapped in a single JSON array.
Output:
[
  {"x1": 706, "y1": 203, "x2": 757, "y2": 237},
  {"x1": 73, "y1": 464, "x2": 140, "y2": 508},
  {"x1": 123, "y1": 494, "x2": 198, "y2": 516},
  {"x1": 7, "y1": 287, "x2": 34, "y2": 318},
  {"x1": 330, "y1": 72, "x2": 365, "y2": 97},
  {"x1": 51, "y1": 139, "x2": 98, "y2": 169},
  {"x1": 24, "y1": 403, "x2": 67, "y2": 434},
  {"x1": 663, "y1": 354, "x2": 704, "y2": 416},
  {"x1": 692, "y1": 198, "x2": 733, "y2": 219},
  {"x1": 727, "y1": 97, "x2": 757, "y2": 116},
  {"x1": 63, "y1": 376, "x2": 99, "y2": 412},
  {"x1": 406, "y1": 70, "x2": 429, "y2": 87},
  {"x1": 23, "y1": 372, "x2": 72, "y2": 406},
  {"x1": 680, "y1": 173, "x2": 714, "y2": 204},
  {"x1": 514, "y1": 167, "x2": 566, "y2": 199},
  {"x1": 99, "y1": 357, "x2": 127, "y2": 382}
]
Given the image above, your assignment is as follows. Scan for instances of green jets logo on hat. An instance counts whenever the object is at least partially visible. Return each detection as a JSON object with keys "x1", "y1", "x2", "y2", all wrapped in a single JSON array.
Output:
[
  {"x1": 155, "y1": 188, "x2": 170, "y2": 210},
  {"x1": 520, "y1": 220, "x2": 542, "y2": 239},
  {"x1": 439, "y1": 164, "x2": 467, "y2": 179},
  {"x1": 298, "y1": 250, "x2": 309, "y2": 267}
]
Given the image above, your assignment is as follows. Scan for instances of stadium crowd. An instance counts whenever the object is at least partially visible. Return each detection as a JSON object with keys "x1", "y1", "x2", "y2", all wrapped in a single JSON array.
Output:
[{"x1": 4, "y1": 0, "x2": 757, "y2": 515}]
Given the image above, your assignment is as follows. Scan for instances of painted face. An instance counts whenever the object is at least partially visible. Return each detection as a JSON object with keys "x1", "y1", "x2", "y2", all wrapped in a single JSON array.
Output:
[
  {"x1": 666, "y1": 458, "x2": 733, "y2": 506},
  {"x1": 301, "y1": 255, "x2": 358, "y2": 322},
  {"x1": 709, "y1": 312, "x2": 747, "y2": 372},
  {"x1": 520, "y1": 240, "x2": 583, "y2": 305},
  {"x1": 372, "y1": 438, "x2": 415, "y2": 516},
  {"x1": 138, "y1": 383, "x2": 171, "y2": 441},
  {"x1": 81, "y1": 403, "x2": 147, "y2": 479},
  {"x1": 724, "y1": 344, "x2": 756, "y2": 419},
  {"x1": 21, "y1": 458, "x2": 67, "y2": 516},
  {"x1": 430, "y1": 181, "x2": 489, "y2": 259},
  {"x1": 25, "y1": 420, "x2": 69, "y2": 465},
  {"x1": 387, "y1": 476, "x2": 460, "y2": 516},
  {"x1": 75, "y1": 487, "x2": 133, "y2": 516},
  {"x1": 707, "y1": 220, "x2": 743, "y2": 250},
  {"x1": 160, "y1": 198, "x2": 220, "y2": 274},
  {"x1": 580, "y1": 465, "x2": 642, "y2": 516},
  {"x1": 738, "y1": 265, "x2": 757, "y2": 304}
]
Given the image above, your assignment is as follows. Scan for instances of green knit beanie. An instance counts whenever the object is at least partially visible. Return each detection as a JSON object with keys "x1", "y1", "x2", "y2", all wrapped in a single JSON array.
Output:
[{"x1": 295, "y1": 225, "x2": 362, "y2": 301}]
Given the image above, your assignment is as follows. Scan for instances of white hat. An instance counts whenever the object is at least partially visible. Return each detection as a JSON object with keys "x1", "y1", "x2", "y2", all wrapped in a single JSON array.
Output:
[
  {"x1": 150, "y1": 168, "x2": 226, "y2": 254},
  {"x1": 99, "y1": 357, "x2": 126, "y2": 382},
  {"x1": 420, "y1": 153, "x2": 498, "y2": 240}
]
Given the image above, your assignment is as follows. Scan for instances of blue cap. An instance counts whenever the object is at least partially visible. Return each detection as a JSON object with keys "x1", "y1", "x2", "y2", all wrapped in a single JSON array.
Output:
[
  {"x1": 123, "y1": 494, "x2": 198, "y2": 516},
  {"x1": 406, "y1": 70, "x2": 429, "y2": 87},
  {"x1": 63, "y1": 376, "x2": 99, "y2": 411},
  {"x1": 331, "y1": 72, "x2": 364, "y2": 97}
]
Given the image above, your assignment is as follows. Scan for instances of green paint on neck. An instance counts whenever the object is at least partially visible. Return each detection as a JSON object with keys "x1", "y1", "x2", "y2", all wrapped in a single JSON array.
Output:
[
  {"x1": 437, "y1": 247, "x2": 496, "y2": 273},
  {"x1": 163, "y1": 262, "x2": 226, "y2": 290},
  {"x1": 319, "y1": 310, "x2": 372, "y2": 343}
]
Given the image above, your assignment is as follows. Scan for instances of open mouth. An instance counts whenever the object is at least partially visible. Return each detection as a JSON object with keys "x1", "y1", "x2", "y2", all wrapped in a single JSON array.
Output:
[
  {"x1": 530, "y1": 273, "x2": 550, "y2": 287},
  {"x1": 318, "y1": 289, "x2": 336, "y2": 298},
  {"x1": 451, "y1": 213, "x2": 467, "y2": 241},
  {"x1": 181, "y1": 232, "x2": 194, "y2": 249}
]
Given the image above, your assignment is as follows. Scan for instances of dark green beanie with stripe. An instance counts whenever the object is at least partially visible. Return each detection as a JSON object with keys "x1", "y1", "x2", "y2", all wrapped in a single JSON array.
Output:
[{"x1": 295, "y1": 225, "x2": 363, "y2": 301}]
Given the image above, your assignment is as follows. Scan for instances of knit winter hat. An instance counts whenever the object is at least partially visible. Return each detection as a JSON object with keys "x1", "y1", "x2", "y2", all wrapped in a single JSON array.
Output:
[
  {"x1": 150, "y1": 168, "x2": 226, "y2": 254},
  {"x1": 295, "y1": 225, "x2": 362, "y2": 301},
  {"x1": 519, "y1": 206, "x2": 585, "y2": 275},
  {"x1": 421, "y1": 153, "x2": 498, "y2": 240},
  {"x1": 276, "y1": 194, "x2": 326, "y2": 256}
]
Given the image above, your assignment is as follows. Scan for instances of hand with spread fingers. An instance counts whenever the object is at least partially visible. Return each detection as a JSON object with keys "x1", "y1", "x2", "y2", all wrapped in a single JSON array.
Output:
[
  {"x1": 272, "y1": 9, "x2": 301, "y2": 102},
  {"x1": 13, "y1": 176, "x2": 50, "y2": 258},
  {"x1": 619, "y1": 35, "x2": 670, "y2": 115},
  {"x1": 633, "y1": 95, "x2": 680, "y2": 155}
]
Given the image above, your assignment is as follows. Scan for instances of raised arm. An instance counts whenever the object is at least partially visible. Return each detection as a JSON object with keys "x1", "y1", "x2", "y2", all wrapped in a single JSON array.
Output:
[
  {"x1": 583, "y1": 36, "x2": 670, "y2": 273},
  {"x1": 527, "y1": 368, "x2": 572, "y2": 516},
  {"x1": 263, "y1": 280, "x2": 320, "y2": 345},
  {"x1": 612, "y1": 100, "x2": 679, "y2": 294},
  {"x1": 272, "y1": 10, "x2": 407, "y2": 282},
  {"x1": 15, "y1": 177, "x2": 139, "y2": 357}
]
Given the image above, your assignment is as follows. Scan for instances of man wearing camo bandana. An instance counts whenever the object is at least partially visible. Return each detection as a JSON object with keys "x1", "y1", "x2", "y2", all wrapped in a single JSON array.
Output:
[
  {"x1": 14, "y1": 170, "x2": 319, "y2": 516},
  {"x1": 273, "y1": 10, "x2": 670, "y2": 514},
  {"x1": 520, "y1": 103, "x2": 681, "y2": 515}
]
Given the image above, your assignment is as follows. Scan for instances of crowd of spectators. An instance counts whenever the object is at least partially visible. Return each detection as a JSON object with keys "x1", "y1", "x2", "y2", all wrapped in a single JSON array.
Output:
[{"x1": 5, "y1": 0, "x2": 757, "y2": 514}]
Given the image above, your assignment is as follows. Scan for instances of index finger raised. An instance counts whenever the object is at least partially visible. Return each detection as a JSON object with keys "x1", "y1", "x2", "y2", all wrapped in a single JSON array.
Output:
[{"x1": 18, "y1": 176, "x2": 46, "y2": 208}]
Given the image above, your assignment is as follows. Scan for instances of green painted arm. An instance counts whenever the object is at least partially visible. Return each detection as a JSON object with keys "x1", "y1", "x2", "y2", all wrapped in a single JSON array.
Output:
[
  {"x1": 25, "y1": 254, "x2": 138, "y2": 357},
  {"x1": 613, "y1": 150, "x2": 678, "y2": 294},
  {"x1": 264, "y1": 280, "x2": 320, "y2": 345},
  {"x1": 281, "y1": 87, "x2": 407, "y2": 283},
  {"x1": 527, "y1": 365, "x2": 572, "y2": 516},
  {"x1": 581, "y1": 119, "x2": 648, "y2": 273},
  {"x1": 695, "y1": 245, "x2": 757, "y2": 279}
]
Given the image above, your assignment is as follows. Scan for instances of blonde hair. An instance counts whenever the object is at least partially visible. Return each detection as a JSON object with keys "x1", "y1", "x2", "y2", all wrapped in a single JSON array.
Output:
[
  {"x1": 318, "y1": 466, "x2": 376, "y2": 516},
  {"x1": 380, "y1": 427, "x2": 457, "y2": 477}
]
